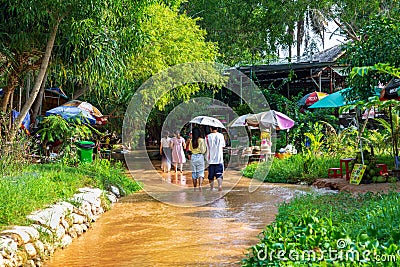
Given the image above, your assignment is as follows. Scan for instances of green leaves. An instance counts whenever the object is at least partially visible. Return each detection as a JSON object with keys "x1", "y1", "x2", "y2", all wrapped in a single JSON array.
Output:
[
  {"x1": 343, "y1": 16, "x2": 400, "y2": 101},
  {"x1": 243, "y1": 192, "x2": 400, "y2": 266},
  {"x1": 37, "y1": 114, "x2": 94, "y2": 157}
]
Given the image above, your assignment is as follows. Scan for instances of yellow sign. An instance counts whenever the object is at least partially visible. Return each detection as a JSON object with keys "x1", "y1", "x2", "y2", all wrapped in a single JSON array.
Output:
[{"x1": 349, "y1": 164, "x2": 367, "y2": 185}]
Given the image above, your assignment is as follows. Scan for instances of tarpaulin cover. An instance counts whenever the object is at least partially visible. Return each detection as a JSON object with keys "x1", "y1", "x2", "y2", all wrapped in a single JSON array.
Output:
[
  {"x1": 12, "y1": 109, "x2": 31, "y2": 131},
  {"x1": 45, "y1": 106, "x2": 96, "y2": 124}
]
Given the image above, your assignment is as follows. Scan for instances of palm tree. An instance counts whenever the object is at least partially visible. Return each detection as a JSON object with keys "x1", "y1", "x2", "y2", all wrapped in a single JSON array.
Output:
[{"x1": 290, "y1": 6, "x2": 328, "y2": 61}]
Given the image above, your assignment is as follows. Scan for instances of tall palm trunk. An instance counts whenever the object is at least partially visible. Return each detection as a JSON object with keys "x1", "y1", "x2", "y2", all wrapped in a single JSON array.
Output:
[
  {"x1": 30, "y1": 71, "x2": 48, "y2": 126},
  {"x1": 296, "y1": 20, "x2": 304, "y2": 61}
]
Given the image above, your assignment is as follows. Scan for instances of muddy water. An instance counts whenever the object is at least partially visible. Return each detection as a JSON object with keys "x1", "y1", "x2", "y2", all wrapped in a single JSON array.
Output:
[{"x1": 45, "y1": 152, "x2": 312, "y2": 266}]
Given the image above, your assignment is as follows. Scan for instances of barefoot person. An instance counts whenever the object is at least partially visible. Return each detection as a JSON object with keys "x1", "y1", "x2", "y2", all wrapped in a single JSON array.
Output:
[
  {"x1": 159, "y1": 131, "x2": 172, "y2": 172},
  {"x1": 205, "y1": 126, "x2": 225, "y2": 191},
  {"x1": 170, "y1": 130, "x2": 186, "y2": 172},
  {"x1": 188, "y1": 127, "x2": 206, "y2": 191}
]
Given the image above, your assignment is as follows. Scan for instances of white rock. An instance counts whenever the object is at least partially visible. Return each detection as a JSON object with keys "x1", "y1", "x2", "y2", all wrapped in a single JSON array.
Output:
[
  {"x1": 55, "y1": 225, "x2": 65, "y2": 240},
  {"x1": 68, "y1": 230, "x2": 77, "y2": 239},
  {"x1": 34, "y1": 258, "x2": 43, "y2": 267},
  {"x1": 73, "y1": 192, "x2": 101, "y2": 209},
  {"x1": 0, "y1": 236, "x2": 18, "y2": 258},
  {"x1": 77, "y1": 200, "x2": 92, "y2": 213},
  {"x1": 61, "y1": 219, "x2": 70, "y2": 231},
  {"x1": 55, "y1": 202, "x2": 74, "y2": 213},
  {"x1": 43, "y1": 242, "x2": 55, "y2": 255},
  {"x1": 0, "y1": 229, "x2": 30, "y2": 245},
  {"x1": 1, "y1": 226, "x2": 40, "y2": 245},
  {"x1": 15, "y1": 226, "x2": 40, "y2": 241},
  {"x1": 81, "y1": 224, "x2": 88, "y2": 232},
  {"x1": 75, "y1": 200, "x2": 96, "y2": 221},
  {"x1": 31, "y1": 224, "x2": 53, "y2": 237},
  {"x1": 15, "y1": 252, "x2": 24, "y2": 266},
  {"x1": 78, "y1": 187, "x2": 103, "y2": 197},
  {"x1": 24, "y1": 243, "x2": 37, "y2": 258},
  {"x1": 109, "y1": 185, "x2": 120, "y2": 197},
  {"x1": 60, "y1": 235, "x2": 72, "y2": 248},
  {"x1": 27, "y1": 204, "x2": 68, "y2": 230},
  {"x1": 91, "y1": 215, "x2": 100, "y2": 222},
  {"x1": 34, "y1": 240, "x2": 45, "y2": 255},
  {"x1": 71, "y1": 213, "x2": 86, "y2": 224},
  {"x1": 25, "y1": 259, "x2": 36, "y2": 267},
  {"x1": 106, "y1": 192, "x2": 118, "y2": 203},
  {"x1": 70, "y1": 224, "x2": 83, "y2": 236},
  {"x1": 98, "y1": 206, "x2": 104, "y2": 215}
]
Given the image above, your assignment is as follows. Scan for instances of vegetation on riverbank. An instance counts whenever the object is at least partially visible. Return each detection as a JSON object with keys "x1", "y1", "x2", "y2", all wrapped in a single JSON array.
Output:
[
  {"x1": 241, "y1": 154, "x2": 340, "y2": 184},
  {"x1": 241, "y1": 154, "x2": 396, "y2": 185},
  {"x1": 0, "y1": 160, "x2": 141, "y2": 229},
  {"x1": 242, "y1": 191, "x2": 400, "y2": 266}
]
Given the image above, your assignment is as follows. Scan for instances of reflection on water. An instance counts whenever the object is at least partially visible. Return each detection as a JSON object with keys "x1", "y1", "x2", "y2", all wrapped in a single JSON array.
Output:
[{"x1": 45, "y1": 174, "x2": 315, "y2": 267}]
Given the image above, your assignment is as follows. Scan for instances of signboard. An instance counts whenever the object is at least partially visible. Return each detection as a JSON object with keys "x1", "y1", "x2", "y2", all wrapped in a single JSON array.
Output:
[{"x1": 349, "y1": 164, "x2": 367, "y2": 185}]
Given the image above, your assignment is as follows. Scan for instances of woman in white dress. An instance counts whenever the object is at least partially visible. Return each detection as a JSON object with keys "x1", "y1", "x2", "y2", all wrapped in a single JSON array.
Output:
[
  {"x1": 159, "y1": 131, "x2": 172, "y2": 172},
  {"x1": 170, "y1": 130, "x2": 186, "y2": 172}
]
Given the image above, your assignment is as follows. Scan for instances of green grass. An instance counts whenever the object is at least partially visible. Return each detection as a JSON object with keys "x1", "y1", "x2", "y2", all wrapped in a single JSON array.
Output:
[
  {"x1": 242, "y1": 191, "x2": 400, "y2": 266},
  {"x1": 0, "y1": 160, "x2": 141, "y2": 229},
  {"x1": 242, "y1": 154, "x2": 341, "y2": 184}
]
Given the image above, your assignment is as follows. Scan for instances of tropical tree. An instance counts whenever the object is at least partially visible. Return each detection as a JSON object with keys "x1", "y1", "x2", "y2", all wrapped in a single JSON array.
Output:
[
  {"x1": 342, "y1": 16, "x2": 400, "y2": 101},
  {"x1": 0, "y1": 0, "x2": 115, "y2": 140},
  {"x1": 83, "y1": 2, "x2": 220, "y2": 134}
]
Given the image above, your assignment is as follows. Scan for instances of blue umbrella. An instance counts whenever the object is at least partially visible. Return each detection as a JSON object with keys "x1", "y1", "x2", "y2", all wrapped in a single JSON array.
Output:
[
  {"x1": 308, "y1": 88, "x2": 353, "y2": 108},
  {"x1": 309, "y1": 87, "x2": 381, "y2": 108},
  {"x1": 45, "y1": 106, "x2": 96, "y2": 124}
]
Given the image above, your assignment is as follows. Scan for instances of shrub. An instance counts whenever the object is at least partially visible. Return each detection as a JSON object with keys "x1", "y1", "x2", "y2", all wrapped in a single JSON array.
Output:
[
  {"x1": 242, "y1": 192, "x2": 400, "y2": 266},
  {"x1": 241, "y1": 154, "x2": 340, "y2": 184},
  {"x1": 0, "y1": 160, "x2": 141, "y2": 229}
]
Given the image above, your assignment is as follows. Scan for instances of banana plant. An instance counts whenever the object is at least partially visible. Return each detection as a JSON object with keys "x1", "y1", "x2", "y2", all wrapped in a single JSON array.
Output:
[
  {"x1": 374, "y1": 109, "x2": 400, "y2": 156},
  {"x1": 319, "y1": 121, "x2": 359, "y2": 157},
  {"x1": 304, "y1": 122, "x2": 324, "y2": 155}
]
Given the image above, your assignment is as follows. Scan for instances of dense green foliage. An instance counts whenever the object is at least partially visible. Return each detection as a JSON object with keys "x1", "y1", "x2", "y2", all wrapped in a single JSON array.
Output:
[
  {"x1": 242, "y1": 154, "x2": 340, "y2": 184},
  {"x1": 0, "y1": 160, "x2": 140, "y2": 229},
  {"x1": 184, "y1": 0, "x2": 400, "y2": 66},
  {"x1": 242, "y1": 191, "x2": 400, "y2": 266},
  {"x1": 343, "y1": 16, "x2": 400, "y2": 101}
]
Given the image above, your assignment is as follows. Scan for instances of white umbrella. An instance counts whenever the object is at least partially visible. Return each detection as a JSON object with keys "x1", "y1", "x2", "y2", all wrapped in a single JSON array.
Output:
[
  {"x1": 246, "y1": 110, "x2": 294, "y2": 130},
  {"x1": 227, "y1": 114, "x2": 251, "y2": 127},
  {"x1": 189, "y1": 116, "x2": 226, "y2": 129}
]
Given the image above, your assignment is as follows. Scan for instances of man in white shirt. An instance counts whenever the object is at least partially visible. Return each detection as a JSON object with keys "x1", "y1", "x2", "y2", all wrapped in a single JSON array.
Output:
[{"x1": 205, "y1": 126, "x2": 226, "y2": 191}]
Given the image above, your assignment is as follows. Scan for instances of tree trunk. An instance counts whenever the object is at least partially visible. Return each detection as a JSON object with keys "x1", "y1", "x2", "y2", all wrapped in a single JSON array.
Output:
[
  {"x1": 296, "y1": 20, "x2": 304, "y2": 61},
  {"x1": 1, "y1": 70, "x2": 19, "y2": 112},
  {"x1": 9, "y1": 18, "x2": 62, "y2": 141},
  {"x1": 1, "y1": 88, "x2": 13, "y2": 113},
  {"x1": 31, "y1": 71, "x2": 48, "y2": 126}
]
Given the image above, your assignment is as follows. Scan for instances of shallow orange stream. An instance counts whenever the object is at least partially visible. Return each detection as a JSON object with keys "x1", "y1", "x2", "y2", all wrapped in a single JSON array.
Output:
[{"x1": 45, "y1": 154, "x2": 311, "y2": 266}]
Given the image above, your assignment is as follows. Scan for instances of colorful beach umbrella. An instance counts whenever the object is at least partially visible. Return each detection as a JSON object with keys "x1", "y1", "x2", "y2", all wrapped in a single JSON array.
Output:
[
  {"x1": 308, "y1": 88, "x2": 351, "y2": 108},
  {"x1": 380, "y1": 78, "x2": 400, "y2": 101},
  {"x1": 245, "y1": 110, "x2": 295, "y2": 130},
  {"x1": 298, "y1": 91, "x2": 329, "y2": 106}
]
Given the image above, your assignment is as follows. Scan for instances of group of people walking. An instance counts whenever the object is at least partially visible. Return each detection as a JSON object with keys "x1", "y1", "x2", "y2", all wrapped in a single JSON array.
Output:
[{"x1": 159, "y1": 126, "x2": 225, "y2": 191}]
